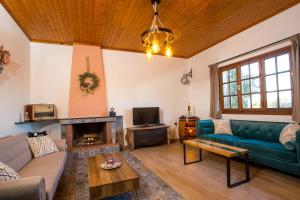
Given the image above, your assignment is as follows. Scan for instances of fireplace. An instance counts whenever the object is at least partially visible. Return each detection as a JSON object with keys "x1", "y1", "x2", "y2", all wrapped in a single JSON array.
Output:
[
  {"x1": 73, "y1": 123, "x2": 105, "y2": 146},
  {"x1": 60, "y1": 116, "x2": 122, "y2": 151}
]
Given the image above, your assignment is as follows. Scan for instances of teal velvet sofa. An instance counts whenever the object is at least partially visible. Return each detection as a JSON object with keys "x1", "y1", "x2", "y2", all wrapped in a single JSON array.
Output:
[{"x1": 197, "y1": 119, "x2": 300, "y2": 176}]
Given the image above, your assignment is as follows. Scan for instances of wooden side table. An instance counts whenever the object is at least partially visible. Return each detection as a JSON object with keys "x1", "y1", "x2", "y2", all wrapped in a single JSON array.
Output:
[{"x1": 178, "y1": 116, "x2": 199, "y2": 142}]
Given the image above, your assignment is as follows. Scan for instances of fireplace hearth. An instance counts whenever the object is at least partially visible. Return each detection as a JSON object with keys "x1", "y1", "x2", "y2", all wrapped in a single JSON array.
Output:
[
  {"x1": 77, "y1": 133, "x2": 102, "y2": 145},
  {"x1": 60, "y1": 116, "x2": 124, "y2": 151},
  {"x1": 73, "y1": 123, "x2": 105, "y2": 146}
]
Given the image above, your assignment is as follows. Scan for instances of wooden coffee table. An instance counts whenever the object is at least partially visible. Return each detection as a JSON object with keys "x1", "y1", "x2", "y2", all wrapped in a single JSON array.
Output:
[
  {"x1": 183, "y1": 139, "x2": 250, "y2": 188},
  {"x1": 88, "y1": 153, "x2": 139, "y2": 200}
]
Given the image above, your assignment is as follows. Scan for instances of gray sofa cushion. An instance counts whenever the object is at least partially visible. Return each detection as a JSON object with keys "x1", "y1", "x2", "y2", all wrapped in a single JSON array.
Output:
[
  {"x1": 19, "y1": 151, "x2": 67, "y2": 200},
  {"x1": 0, "y1": 133, "x2": 32, "y2": 171}
]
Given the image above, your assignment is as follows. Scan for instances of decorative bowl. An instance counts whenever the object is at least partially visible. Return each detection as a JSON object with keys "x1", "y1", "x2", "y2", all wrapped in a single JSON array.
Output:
[{"x1": 101, "y1": 158, "x2": 121, "y2": 170}]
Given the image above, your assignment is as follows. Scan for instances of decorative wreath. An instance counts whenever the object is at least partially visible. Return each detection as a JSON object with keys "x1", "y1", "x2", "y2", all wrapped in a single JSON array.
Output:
[{"x1": 78, "y1": 72, "x2": 99, "y2": 94}]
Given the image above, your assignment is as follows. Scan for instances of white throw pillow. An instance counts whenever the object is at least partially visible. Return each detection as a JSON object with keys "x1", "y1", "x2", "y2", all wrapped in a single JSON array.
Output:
[
  {"x1": 0, "y1": 162, "x2": 20, "y2": 182},
  {"x1": 213, "y1": 119, "x2": 232, "y2": 134},
  {"x1": 279, "y1": 123, "x2": 300, "y2": 150},
  {"x1": 27, "y1": 135, "x2": 59, "y2": 158}
]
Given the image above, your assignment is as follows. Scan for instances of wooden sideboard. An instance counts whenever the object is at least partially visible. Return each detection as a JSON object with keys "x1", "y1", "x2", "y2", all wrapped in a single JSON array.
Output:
[
  {"x1": 125, "y1": 125, "x2": 169, "y2": 150},
  {"x1": 178, "y1": 116, "x2": 199, "y2": 142}
]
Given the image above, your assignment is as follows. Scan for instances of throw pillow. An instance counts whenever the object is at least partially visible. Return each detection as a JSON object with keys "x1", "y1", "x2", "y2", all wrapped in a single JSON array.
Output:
[
  {"x1": 27, "y1": 135, "x2": 59, "y2": 158},
  {"x1": 279, "y1": 123, "x2": 300, "y2": 150},
  {"x1": 0, "y1": 162, "x2": 20, "y2": 182},
  {"x1": 213, "y1": 119, "x2": 232, "y2": 134}
]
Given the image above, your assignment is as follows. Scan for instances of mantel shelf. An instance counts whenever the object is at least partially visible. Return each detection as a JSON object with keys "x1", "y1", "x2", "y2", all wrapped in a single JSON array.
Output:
[{"x1": 15, "y1": 119, "x2": 60, "y2": 125}]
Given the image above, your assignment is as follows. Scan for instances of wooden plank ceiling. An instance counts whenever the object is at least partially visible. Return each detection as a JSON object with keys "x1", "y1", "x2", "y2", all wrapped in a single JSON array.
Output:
[{"x1": 1, "y1": 0, "x2": 299, "y2": 58}]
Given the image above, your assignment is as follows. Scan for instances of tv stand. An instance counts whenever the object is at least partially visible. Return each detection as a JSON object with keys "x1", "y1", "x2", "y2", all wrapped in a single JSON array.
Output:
[
  {"x1": 137, "y1": 123, "x2": 163, "y2": 128},
  {"x1": 126, "y1": 124, "x2": 169, "y2": 150}
]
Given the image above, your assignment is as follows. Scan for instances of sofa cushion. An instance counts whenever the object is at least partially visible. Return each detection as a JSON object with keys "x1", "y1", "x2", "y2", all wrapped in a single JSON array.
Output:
[
  {"x1": 0, "y1": 162, "x2": 20, "y2": 182},
  {"x1": 0, "y1": 133, "x2": 32, "y2": 172},
  {"x1": 235, "y1": 139, "x2": 297, "y2": 163},
  {"x1": 213, "y1": 119, "x2": 232, "y2": 134},
  {"x1": 27, "y1": 135, "x2": 59, "y2": 158},
  {"x1": 19, "y1": 151, "x2": 67, "y2": 200},
  {"x1": 230, "y1": 120, "x2": 287, "y2": 142},
  {"x1": 197, "y1": 120, "x2": 214, "y2": 135},
  {"x1": 279, "y1": 123, "x2": 300, "y2": 150},
  {"x1": 198, "y1": 134, "x2": 244, "y2": 146}
]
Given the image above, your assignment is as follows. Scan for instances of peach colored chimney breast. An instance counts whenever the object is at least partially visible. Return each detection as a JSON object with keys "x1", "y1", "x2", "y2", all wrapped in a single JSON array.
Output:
[{"x1": 68, "y1": 44, "x2": 108, "y2": 118}]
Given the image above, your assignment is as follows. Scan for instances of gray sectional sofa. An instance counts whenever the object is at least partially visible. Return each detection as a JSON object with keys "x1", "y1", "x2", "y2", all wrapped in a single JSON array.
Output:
[{"x1": 0, "y1": 133, "x2": 67, "y2": 200}]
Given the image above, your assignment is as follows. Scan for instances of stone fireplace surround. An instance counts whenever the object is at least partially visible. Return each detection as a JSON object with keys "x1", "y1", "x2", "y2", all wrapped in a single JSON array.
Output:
[{"x1": 60, "y1": 116, "x2": 122, "y2": 151}]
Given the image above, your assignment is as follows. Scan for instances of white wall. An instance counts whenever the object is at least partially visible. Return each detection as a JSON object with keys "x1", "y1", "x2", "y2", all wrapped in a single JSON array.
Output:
[
  {"x1": 30, "y1": 45, "x2": 188, "y2": 137},
  {"x1": 0, "y1": 4, "x2": 31, "y2": 136},
  {"x1": 102, "y1": 50, "x2": 188, "y2": 128},
  {"x1": 30, "y1": 43, "x2": 73, "y2": 118},
  {"x1": 187, "y1": 3, "x2": 300, "y2": 122},
  {"x1": 5, "y1": 2, "x2": 299, "y2": 138},
  {"x1": 30, "y1": 43, "x2": 73, "y2": 138}
]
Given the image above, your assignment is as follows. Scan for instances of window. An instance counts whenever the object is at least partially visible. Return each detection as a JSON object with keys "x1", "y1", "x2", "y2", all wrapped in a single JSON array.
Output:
[
  {"x1": 219, "y1": 47, "x2": 292, "y2": 115},
  {"x1": 222, "y1": 68, "x2": 238, "y2": 109}
]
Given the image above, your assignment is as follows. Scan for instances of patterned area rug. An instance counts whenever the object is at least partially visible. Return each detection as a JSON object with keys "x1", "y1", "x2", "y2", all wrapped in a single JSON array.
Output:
[{"x1": 54, "y1": 151, "x2": 183, "y2": 200}]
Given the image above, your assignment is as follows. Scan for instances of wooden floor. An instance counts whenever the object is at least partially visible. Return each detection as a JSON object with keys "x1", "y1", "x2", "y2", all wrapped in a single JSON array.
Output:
[{"x1": 131, "y1": 142, "x2": 300, "y2": 200}]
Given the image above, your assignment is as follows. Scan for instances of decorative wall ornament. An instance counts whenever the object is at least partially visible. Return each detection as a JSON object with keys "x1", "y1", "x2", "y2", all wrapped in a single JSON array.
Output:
[
  {"x1": 181, "y1": 68, "x2": 192, "y2": 85},
  {"x1": 0, "y1": 45, "x2": 11, "y2": 74},
  {"x1": 78, "y1": 57, "x2": 99, "y2": 94}
]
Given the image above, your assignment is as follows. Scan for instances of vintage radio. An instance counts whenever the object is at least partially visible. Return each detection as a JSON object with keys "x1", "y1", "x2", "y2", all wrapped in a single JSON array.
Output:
[{"x1": 25, "y1": 104, "x2": 57, "y2": 121}]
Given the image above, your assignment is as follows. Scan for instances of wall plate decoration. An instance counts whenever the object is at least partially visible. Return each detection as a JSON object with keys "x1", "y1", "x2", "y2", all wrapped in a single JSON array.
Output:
[
  {"x1": 181, "y1": 68, "x2": 192, "y2": 85},
  {"x1": 78, "y1": 57, "x2": 100, "y2": 94},
  {"x1": 0, "y1": 45, "x2": 11, "y2": 74}
]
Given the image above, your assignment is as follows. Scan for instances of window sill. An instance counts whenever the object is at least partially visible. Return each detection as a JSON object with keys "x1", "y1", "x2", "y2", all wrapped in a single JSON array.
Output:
[{"x1": 222, "y1": 109, "x2": 292, "y2": 115}]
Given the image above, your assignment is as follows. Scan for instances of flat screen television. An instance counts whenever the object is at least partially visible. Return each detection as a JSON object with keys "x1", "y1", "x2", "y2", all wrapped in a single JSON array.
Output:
[{"x1": 133, "y1": 107, "x2": 160, "y2": 126}]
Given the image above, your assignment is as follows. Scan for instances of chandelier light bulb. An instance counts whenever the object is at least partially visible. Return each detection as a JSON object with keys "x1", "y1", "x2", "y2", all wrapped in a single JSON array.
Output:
[
  {"x1": 151, "y1": 39, "x2": 160, "y2": 53},
  {"x1": 165, "y1": 46, "x2": 173, "y2": 58},
  {"x1": 146, "y1": 48, "x2": 152, "y2": 59},
  {"x1": 141, "y1": 0, "x2": 174, "y2": 59}
]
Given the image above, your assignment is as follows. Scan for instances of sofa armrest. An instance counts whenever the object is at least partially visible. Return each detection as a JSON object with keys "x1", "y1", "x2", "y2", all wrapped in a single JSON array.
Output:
[
  {"x1": 197, "y1": 119, "x2": 214, "y2": 138},
  {"x1": 54, "y1": 138, "x2": 66, "y2": 151},
  {"x1": 296, "y1": 130, "x2": 300, "y2": 163},
  {"x1": 0, "y1": 176, "x2": 46, "y2": 200}
]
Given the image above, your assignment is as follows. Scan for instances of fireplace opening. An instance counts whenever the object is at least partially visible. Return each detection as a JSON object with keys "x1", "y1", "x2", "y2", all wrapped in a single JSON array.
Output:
[{"x1": 73, "y1": 123, "x2": 105, "y2": 146}]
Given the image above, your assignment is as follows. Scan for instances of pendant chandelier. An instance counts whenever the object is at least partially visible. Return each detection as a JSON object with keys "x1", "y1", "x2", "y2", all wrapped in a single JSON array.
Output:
[{"x1": 141, "y1": 0, "x2": 174, "y2": 59}]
